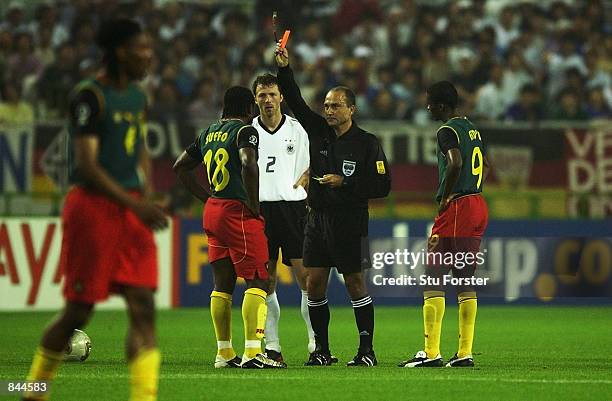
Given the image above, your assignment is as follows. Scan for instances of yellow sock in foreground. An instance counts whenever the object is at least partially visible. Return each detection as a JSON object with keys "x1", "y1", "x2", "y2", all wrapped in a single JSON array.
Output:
[
  {"x1": 210, "y1": 291, "x2": 236, "y2": 360},
  {"x1": 242, "y1": 288, "x2": 267, "y2": 359},
  {"x1": 423, "y1": 291, "x2": 445, "y2": 359},
  {"x1": 129, "y1": 348, "x2": 160, "y2": 401},
  {"x1": 24, "y1": 346, "x2": 63, "y2": 400},
  {"x1": 458, "y1": 292, "x2": 477, "y2": 358}
]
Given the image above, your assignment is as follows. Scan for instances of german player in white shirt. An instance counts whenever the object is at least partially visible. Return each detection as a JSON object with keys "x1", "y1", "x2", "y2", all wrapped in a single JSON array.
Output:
[{"x1": 252, "y1": 73, "x2": 314, "y2": 364}]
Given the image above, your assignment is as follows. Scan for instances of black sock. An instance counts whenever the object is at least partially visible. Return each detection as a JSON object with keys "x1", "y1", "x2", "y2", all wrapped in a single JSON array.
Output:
[
  {"x1": 307, "y1": 297, "x2": 330, "y2": 353},
  {"x1": 351, "y1": 295, "x2": 374, "y2": 353}
]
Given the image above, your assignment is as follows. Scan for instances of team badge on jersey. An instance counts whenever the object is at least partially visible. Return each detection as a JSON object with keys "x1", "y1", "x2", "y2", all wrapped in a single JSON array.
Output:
[
  {"x1": 286, "y1": 143, "x2": 295, "y2": 154},
  {"x1": 376, "y1": 160, "x2": 386, "y2": 174},
  {"x1": 342, "y1": 160, "x2": 356, "y2": 176}
]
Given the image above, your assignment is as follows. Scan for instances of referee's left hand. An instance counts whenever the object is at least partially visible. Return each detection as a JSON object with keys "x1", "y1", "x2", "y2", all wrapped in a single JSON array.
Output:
[{"x1": 319, "y1": 174, "x2": 344, "y2": 188}]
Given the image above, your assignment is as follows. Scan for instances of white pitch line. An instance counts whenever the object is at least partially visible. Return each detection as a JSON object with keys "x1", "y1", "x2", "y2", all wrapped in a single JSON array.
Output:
[{"x1": 57, "y1": 373, "x2": 612, "y2": 385}]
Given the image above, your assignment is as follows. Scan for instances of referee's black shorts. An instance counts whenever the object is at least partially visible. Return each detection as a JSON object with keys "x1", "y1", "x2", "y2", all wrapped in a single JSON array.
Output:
[
  {"x1": 260, "y1": 200, "x2": 308, "y2": 266},
  {"x1": 303, "y1": 208, "x2": 371, "y2": 274}
]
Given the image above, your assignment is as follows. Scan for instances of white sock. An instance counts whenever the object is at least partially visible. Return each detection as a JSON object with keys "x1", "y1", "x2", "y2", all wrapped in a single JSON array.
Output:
[
  {"x1": 265, "y1": 292, "x2": 281, "y2": 352},
  {"x1": 301, "y1": 290, "x2": 316, "y2": 352}
]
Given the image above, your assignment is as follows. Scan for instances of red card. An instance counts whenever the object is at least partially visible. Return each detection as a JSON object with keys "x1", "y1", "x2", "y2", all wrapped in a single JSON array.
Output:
[{"x1": 280, "y1": 30, "x2": 291, "y2": 49}]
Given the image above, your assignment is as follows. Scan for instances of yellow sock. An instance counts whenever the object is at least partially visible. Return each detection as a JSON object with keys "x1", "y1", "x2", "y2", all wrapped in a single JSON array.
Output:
[
  {"x1": 458, "y1": 292, "x2": 477, "y2": 358},
  {"x1": 242, "y1": 288, "x2": 267, "y2": 358},
  {"x1": 24, "y1": 346, "x2": 63, "y2": 400},
  {"x1": 210, "y1": 291, "x2": 236, "y2": 360},
  {"x1": 128, "y1": 348, "x2": 160, "y2": 401},
  {"x1": 423, "y1": 291, "x2": 445, "y2": 359}
]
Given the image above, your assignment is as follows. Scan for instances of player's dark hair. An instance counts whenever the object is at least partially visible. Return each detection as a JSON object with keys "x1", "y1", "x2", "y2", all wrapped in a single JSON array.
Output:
[
  {"x1": 96, "y1": 18, "x2": 142, "y2": 79},
  {"x1": 252, "y1": 73, "x2": 279, "y2": 96},
  {"x1": 427, "y1": 81, "x2": 458, "y2": 109},
  {"x1": 222, "y1": 86, "x2": 255, "y2": 118},
  {"x1": 329, "y1": 86, "x2": 356, "y2": 107}
]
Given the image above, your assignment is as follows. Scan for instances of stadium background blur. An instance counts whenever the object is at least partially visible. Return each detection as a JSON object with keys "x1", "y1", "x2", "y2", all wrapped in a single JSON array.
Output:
[
  {"x1": 0, "y1": 0, "x2": 610, "y2": 220},
  {"x1": 0, "y1": 0, "x2": 610, "y2": 305}
]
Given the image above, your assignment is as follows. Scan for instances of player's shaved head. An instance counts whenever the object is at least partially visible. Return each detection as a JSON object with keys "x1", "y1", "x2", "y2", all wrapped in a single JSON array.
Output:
[
  {"x1": 222, "y1": 86, "x2": 255, "y2": 119},
  {"x1": 427, "y1": 81, "x2": 458, "y2": 109}
]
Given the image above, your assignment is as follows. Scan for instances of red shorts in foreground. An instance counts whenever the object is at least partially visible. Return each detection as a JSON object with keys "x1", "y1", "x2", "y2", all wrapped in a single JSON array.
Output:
[
  {"x1": 203, "y1": 198, "x2": 269, "y2": 280},
  {"x1": 429, "y1": 193, "x2": 488, "y2": 254},
  {"x1": 61, "y1": 187, "x2": 158, "y2": 304}
]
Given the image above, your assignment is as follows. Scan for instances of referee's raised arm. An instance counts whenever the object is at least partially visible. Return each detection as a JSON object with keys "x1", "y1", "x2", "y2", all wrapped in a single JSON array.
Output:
[{"x1": 274, "y1": 45, "x2": 328, "y2": 137}]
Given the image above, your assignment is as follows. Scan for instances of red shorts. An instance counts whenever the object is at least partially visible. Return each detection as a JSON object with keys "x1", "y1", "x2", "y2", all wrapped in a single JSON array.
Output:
[
  {"x1": 61, "y1": 187, "x2": 157, "y2": 304},
  {"x1": 429, "y1": 193, "x2": 488, "y2": 254},
  {"x1": 203, "y1": 198, "x2": 269, "y2": 280}
]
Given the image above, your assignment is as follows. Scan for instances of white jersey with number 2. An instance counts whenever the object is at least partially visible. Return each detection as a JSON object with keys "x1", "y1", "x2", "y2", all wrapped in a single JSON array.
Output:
[{"x1": 253, "y1": 114, "x2": 310, "y2": 201}]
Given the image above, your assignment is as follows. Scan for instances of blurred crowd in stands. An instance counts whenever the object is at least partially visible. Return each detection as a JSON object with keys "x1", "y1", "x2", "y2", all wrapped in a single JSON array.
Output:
[{"x1": 0, "y1": 0, "x2": 610, "y2": 128}]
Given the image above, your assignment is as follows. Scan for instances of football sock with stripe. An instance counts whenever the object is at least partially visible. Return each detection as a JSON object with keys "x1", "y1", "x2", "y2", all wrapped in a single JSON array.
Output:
[
  {"x1": 210, "y1": 291, "x2": 236, "y2": 360},
  {"x1": 307, "y1": 297, "x2": 330, "y2": 353},
  {"x1": 458, "y1": 291, "x2": 477, "y2": 358},
  {"x1": 24, "y1": 346, "x2": 63, "y2": 400},
  {"x1": 243, "y1": 288, "x2": 267, "y2": 359},
  {"x1": 265, "y1": 292, "x2": 281, "y2": 352},
  {"x1": 351, "y1": 295, "x2": 374, "y2": 353},
  {"x1": 301, "y1": 290, "x2": 316, "y2": 351},
  {"x1": 423, "y1": 290, "x2": 445, "y2": 359},
  {"x1": 128, "y1": 347, "x2": 160, "y2": 401}
]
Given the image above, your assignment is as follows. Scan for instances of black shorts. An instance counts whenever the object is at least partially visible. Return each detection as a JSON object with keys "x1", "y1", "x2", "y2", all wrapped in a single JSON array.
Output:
[
  {"x1": 303, "y1": 208, "x2": 370, "y2": 274},
  {"x1": 260, "y1": 200, "x2": 307, "y2": 266}
]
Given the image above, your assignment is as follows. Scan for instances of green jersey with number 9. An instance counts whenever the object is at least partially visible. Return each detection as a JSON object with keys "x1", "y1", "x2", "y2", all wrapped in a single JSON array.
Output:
[
  {"x1": 192, "y1": 119, "x2": 259, "y2": 202},
  {"x1": 68, "y1": 79, "x2": 147, "y2": 189},
  {"x1": 435, "y1": 116, "x2": 485, "y2": 202}
]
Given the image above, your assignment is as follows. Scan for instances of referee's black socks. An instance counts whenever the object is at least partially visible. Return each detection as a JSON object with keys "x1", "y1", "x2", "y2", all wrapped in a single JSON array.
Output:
[
  {"x1": 307, "y1": 297, "x2": 330, "y2": 353},
  {"x1": 351, "y1": 295, "x2": 374, "y2": 353}
]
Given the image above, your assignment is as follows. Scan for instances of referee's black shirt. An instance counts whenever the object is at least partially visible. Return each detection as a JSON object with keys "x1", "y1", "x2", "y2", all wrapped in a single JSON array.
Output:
[{"x1": 277, "y1": 65, "x2": 391, "y2": 211}]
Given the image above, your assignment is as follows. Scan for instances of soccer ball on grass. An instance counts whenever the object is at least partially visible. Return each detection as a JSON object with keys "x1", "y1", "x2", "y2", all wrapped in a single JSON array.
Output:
[{"x1": 64, "y1": 329, "x2": 92, "y2": 362}]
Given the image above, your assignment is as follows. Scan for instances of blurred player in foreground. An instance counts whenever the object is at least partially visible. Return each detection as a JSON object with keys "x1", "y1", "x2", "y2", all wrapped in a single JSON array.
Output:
[
  {"x1": 251, "y1": 73, "x2": 314, "y2": 363},
  {"x1": 24, "y1": 19, "x2": 167, "y2": 401},
  {"x1": 399, "y1": 81, "x2": 489, "y2": 368},
  {"x1": 173, "y1": 86, "x2": 285, "y2": 369}
]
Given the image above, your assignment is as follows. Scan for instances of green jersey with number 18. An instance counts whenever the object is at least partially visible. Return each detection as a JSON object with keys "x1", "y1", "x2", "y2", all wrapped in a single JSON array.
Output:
[
  {"x1": 197, "y1": 119, "x2": 258, "y2": 202},
  {"x1": 435, "y1": 116, "x2": 485, "y2": 202}
]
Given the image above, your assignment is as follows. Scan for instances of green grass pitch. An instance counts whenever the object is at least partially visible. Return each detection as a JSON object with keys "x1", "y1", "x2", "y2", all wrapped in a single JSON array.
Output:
[{"x1": 1, "y1": 306, "x2": 611, "y2": 401}]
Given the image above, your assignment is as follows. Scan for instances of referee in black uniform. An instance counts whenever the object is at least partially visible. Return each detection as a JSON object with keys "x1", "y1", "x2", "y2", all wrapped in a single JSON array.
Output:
[{"x1": 274, "y1": 44, "x2": 391, "y2": 366}]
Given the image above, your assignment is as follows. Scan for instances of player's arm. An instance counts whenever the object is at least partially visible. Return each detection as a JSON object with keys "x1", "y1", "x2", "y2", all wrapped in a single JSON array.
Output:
[
  {"x1": 437, "y1": 127, "x2": 462, "y2": 213},
  {"x1": 293, "y1": 125, "x2": 310, "y2": 191},
  {"x1": 275, "y1": 46, "x2": 329, "y2": 136},
  {"x1": 482, "y1": 153, "x2": 490, "y2": 183},
  {"x1": 237, "y1": 126, "x2": 260, "y2": 217},
  {"x1": 173, "y1": 138, "x2": 210, "y2": 203},
  {"x1": 327, "y1": 136, "x2": 391, "y2": 198},
  {"x1": 138, "y1": 133, "x2": 153, "y2": 199},
  {"x1": 71, "y1": 91, "x2": 167, "y2": 230},
  {"x1": 138, "y1": 106, "x2": 154, "y2": 199},
  {"x1": 294, "y1": 167, "x2": 310, "y2": 192}
]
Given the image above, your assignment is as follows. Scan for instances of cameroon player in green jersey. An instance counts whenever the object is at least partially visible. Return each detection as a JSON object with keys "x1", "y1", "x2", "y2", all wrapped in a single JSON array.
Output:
[
  {"x1": 24, "y1": 19, "x2": 166, "y2": 401},
  {"x1": 174, "y1": 87, "x2": 285, "y2": 369},
  {"x1": 400, "y1": 81, "x2": 490, "y2": 368}
]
